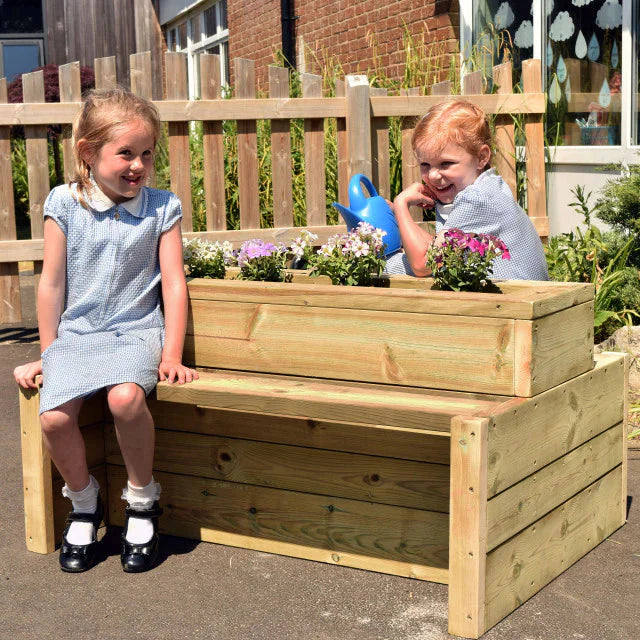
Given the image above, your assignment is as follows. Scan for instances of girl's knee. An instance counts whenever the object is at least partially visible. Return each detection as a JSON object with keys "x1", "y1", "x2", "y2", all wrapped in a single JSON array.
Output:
[
  {"x1": 107, "y1": 383, "x2": 147, "y2": 418},
  {"x1": 40, "y1": 409, "x2": 76, "y2": 437}
]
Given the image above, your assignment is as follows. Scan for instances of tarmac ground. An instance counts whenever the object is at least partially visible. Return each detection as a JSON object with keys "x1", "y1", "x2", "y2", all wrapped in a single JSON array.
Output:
[{"x1": 1, "y1": 309, "x2": 639, "y2": 639}]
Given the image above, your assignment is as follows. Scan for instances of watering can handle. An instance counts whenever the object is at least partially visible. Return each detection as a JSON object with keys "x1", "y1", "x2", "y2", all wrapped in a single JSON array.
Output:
[{"x1": 348, "y1": 174, "x2": 379, "y2": 211}]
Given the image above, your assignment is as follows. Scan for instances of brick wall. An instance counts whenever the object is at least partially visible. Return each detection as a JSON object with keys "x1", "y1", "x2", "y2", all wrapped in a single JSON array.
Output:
[{"x1": 228, "y1": 0, "x2": 459, "y2": 92}]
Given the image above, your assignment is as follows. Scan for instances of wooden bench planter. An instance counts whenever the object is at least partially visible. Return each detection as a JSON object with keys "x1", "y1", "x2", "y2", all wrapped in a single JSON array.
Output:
[{"x1": 19, "y1": 276, "x2": 627, "y2": 638}]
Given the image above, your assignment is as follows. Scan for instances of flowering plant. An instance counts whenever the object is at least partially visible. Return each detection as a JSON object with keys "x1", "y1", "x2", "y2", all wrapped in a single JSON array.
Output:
[
  {"x1": 236, "y1": 239, "x2": 288, "y2": 282},
  {"x1": 182, "y1": 238, "x2": 234, "y2": 279},
  {"x1": 308, "y1": 222, "x2": 387, "y2": 286},
  {"x1": 289, "y1": 229, "x2": 319, "y2": 268},
  {"x1": 426, "y1": 228, "x2": 511, "y2": 292}
]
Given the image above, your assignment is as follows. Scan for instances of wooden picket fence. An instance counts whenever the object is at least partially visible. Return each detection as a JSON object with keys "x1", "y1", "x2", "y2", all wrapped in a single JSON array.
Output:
[{"x1": 0, "y1": 51, "x2": 546, "y2": 324}]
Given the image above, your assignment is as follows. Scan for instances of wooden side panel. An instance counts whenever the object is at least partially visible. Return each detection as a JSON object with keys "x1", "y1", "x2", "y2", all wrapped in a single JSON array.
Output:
[
  {"x1": 106, "y1": 425, "x2": 450, "y2": 512},
  {"x1": 185, "y1": 300, "x2": 515, "y2": 394},
  {"x1": 448, "y1": 417, "x2": 488, "y2": 639},
  {"x1": 107, "y1": 465, "x2": 450, "y2": 582},
  {"x1": 487, "y1": 424, "x2": 623, "y2": 550},
  {"x1": 488, "y1": 353, "x2": 625, "y2": 497},
  {"x1": 147, "y1": 398, "x2": 452, "y2": 465},
  {"x1": 514, "y1": 301, "x2": 594, "y2": 397},
  {"x1": 484, "y1": 467, "x2": 624, "y2": 632}
]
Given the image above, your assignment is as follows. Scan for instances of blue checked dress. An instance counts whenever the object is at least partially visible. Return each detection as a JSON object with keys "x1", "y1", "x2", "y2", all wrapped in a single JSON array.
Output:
[
  {"x1": 385, "y1": 169, "x2": 549, "y2": 281},
  {"x1": 39, "y1": 183, "x2": 182, "y2": 414}
]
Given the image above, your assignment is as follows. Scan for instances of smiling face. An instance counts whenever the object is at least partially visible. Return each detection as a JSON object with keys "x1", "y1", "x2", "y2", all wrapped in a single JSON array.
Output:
[
  {"x1": 80, "y1": 119, "x2": 155, "y2": 204},
  {"x1": 416, "y1": 140, "x2": 491, "y2": 204}
]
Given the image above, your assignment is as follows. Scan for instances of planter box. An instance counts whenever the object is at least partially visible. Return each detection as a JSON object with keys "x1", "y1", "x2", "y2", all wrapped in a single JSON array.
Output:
[{"x1": 185, "y1": 275, "x2": 595, "y2": 397}]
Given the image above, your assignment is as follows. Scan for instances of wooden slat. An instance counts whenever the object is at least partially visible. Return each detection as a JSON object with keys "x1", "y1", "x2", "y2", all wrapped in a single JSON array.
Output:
[
  {"x1": 108, "y1": 465, "x2": 451, "y2": 582},
  {"x1": 146, "y1": 398, "x2": 452, "y2": 465},
  {"x1": 19, "y1": 387, "x2": 55, "y2": 554},
  {"x1": 346, "y1": 75, "x2": 372, "y2": 181},
  {"x1": 487, "y1": 353, "x2": 626, "y2": 497},
  {"x1": 484, "y1": 467, "x2": 624, "y2": 632},
  {"x1": 156, "y1": 369, "x2": 500, "y2": 431},
  {"x1": 492, "y1": 62, "x2": 517, "y2": 199},
  {"x1": 400, "y1": 88, "x2": 421, "y2": 221},
  {"x1": 165, "y1": 52, "x2": 193, "y2": 230},
  {"x1": 235, "y1": 58, "x2": 260, "y2": 229},
  {"x1": 269, "y1": 66, "x2": 293, "y2": 228},
  {"x1": 130, "y1": 51, "x2": 153, "y2": 99},
  {"x1": 370, "y1": 87, "x2": 390, "y2": 198},
  {"x1": 58, "y1": 62, "x2": 81, "y2": 182},
  {"x1": 335, "y1": 79, "x2": 349, "y2": 206},
  {"x1": 94, "y1": 56, "x2": 117, "y2": 89},
  {"x1": 0, "y1": 77, "x2": 20, "y2": 323},
  {"x1": 462, "y1": 71, "x2": 484, "y2": 96},
  {"x1": 106, "y1": 425, "x2": 450, "y2": 512},
  {"x1": 514, "y1": 301, "x2": 594, "y2": 397},
  {"x1": 486, "y1": 423, "x2": 623, "y2": 550},
  {"x1": 303, "y1": 73, "x2": 326, "y2": 226},
  {"x1": 448, "y1": 417, "x2": 488, "y2": 638},
  {"x1": 200, "y1": 54, "x2": 226, "y2": 230},
  {"x1": 522, "y1": 59, "x2": 547, "y2": 224},
  {"x1": 431, "y1": 80, "x2": 452, "y2": 96}
]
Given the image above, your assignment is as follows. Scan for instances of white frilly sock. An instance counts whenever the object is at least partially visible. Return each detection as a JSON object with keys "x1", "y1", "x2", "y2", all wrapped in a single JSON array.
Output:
[
  {"x1": 121, "y1": 478, "x2": 161, "y2": 544},
  {"x1": 61, "y1": 475, "x2": 100, "y2": 546}
]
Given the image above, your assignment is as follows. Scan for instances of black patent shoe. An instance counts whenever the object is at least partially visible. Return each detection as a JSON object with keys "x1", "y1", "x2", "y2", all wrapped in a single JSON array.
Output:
[
  {"x1": 121, "y1": 501, "x2": 163, "y2": 573},
  {"x1": 59, "y1": 496, "x2": 104, "y2": 573}
]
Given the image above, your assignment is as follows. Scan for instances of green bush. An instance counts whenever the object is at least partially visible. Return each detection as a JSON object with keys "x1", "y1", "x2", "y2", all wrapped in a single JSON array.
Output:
[{"x1": 596, "y1": 164, "x2": 640, "y2": 237}]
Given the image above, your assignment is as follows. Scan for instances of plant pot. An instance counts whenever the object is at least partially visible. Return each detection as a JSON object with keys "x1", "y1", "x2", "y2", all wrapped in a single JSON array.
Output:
[{"x1": 185, "y1": 275, "x2": 595, "y2": 397}]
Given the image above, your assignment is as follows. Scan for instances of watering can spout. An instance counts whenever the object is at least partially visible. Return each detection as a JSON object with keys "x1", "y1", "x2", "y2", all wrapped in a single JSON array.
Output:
[{"x1": 332, "y1": 174, "x2": 402, "y2": 256}]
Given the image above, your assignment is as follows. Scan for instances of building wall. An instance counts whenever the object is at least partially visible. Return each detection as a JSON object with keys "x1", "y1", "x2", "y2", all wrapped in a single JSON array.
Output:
[{"x1": 228, "y1": 0, "x2": 459, "y2": 91}]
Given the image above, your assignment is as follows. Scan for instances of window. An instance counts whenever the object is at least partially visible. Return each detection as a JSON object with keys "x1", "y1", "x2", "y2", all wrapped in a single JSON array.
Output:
[
  {"x1": 461, "y1": 0, "x2": 638, "y2": 162},
  {"x1": 162, "y1": 1, "x2": 229, "y2": 99},
  {"x1": 1, "y1": 40, "x2": 43, "y2": 81},
  {"x1": 0, "y1": 0, "x2": 44, "y2": 81}
]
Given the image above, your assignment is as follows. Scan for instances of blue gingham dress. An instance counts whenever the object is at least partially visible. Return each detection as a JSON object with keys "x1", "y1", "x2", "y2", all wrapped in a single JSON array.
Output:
[
  {"x1": 39, "y1": 183, "x2": 182, "y2": 414},
  {"x1": 385, "y1": 169, "x2": 549, "y2": 280}
]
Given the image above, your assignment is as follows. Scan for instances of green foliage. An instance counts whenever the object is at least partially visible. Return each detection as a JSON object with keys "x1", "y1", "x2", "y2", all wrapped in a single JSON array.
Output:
[{"x1": 595, "y1": 164, "x2": 640, "y2": 237}]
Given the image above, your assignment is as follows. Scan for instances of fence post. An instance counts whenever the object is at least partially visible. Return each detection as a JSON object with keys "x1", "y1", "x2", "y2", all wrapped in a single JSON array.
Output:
[
  {"x1": 58, "y1": 62, "x2": 81, "y2": 183},
  {"x1": 401, "y1": 87, "x2": 421, "y2": 221},
  {"x1": 493, "y1": 62, "x2": 517, "y2": 200},
  {"x1": 346, "y1": 75, "x2": 372, "y2": 181},
  {"x1": 370, "y1": 86, "x2": 390, "y2": 199},
  {"x1": 302, "y1": 72, "x2": 326, "y2": 226},
  {"x1": 334, "y1": 78, "x2": 349, "y2": 207}
]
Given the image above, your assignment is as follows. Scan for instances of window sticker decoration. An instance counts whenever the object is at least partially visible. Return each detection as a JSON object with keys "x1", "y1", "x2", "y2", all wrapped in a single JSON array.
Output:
[
  {"x1": 549, "y1": 11, "x2": 575, "y2": 42},
  {"x1": 557, "y1": 55, "x2": 567, "y2": 82},
  {"x1": 549, "y1": 75, "x2": 562, "y2": 104},
  {"x1": 575, "y1": 30, "x2": 588, "y2": 58},
  {"x1": 611, "y1": 40, "x2": 619, "y2": 68},
  {"x1": 588, "y1": 33, "x2": 600, "y2": 61},
  {"x1": 547, "y1": 41, "x2": 554, "y2": 67},
  {"x1": 598, "y1": 78, "x2": 611, "y2": 108},
  {"x1": 565, "y1": 75, "x2": 572, "y2": 102},
  {"x1": 514, "y1": 19, "x2": 534, "y2": 48},
  {"x1": 572, "y1": 0, "x2": 595, "y2": 6},
  {"x1": 494, "y1": 2, "x2": 515, "y2": 29},
  {"x1": 596, "y1": 0, "x2": 623, "y2": 30},
  {"x1": 545, "y1": 0, "x2": 554, "y2": 16}
]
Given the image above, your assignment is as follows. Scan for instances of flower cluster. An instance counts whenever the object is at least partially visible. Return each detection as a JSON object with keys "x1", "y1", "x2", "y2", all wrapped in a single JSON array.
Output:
[
  {"x1": 289, "y1": 229, "x2": 319, "y2": 268},
  {"x1": 308, "y1": 222, "x2": 387, "y2": 286},
  {"x1": 182, "y1": 238, "x2": 234, "y2": 279},
  {"x1": 236, "y1": 239, "x2": 288, "y2": 282},
  {"x1": 426, "y1": 228, "x2": 511, "y2": 292}
]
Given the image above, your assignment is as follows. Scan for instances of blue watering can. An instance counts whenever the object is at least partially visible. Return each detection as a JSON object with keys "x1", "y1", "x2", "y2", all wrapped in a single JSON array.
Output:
[{"x1": 332, "y1": 174, "x2": 401, "y2": 256}]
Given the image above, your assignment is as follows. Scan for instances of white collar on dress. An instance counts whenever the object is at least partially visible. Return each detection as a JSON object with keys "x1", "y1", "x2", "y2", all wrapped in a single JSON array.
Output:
[{"x1": 83, "y1": 177, "x2": 145, "y2": 217}]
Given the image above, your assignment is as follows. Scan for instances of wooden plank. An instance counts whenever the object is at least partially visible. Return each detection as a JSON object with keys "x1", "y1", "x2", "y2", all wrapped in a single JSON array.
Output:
[
  {"x1": 19, "y1": 387, "x2": 54, "y2": 554},
  {"x1": 235, "y1": 58, "x2": 260, "y2": 230},
  {"x1": 0, "y1": 77, "x2": 20, "y2": 323},
  {"x1": 487, "y1": 353, "x2": 626, "y2": 497},
  {"x1": 622, "y1": 353, "x2": 629, "y2": 526},
  {"x1": 303, "y1": 73, "x2": 326, "y2": 226},
  {"x1": 346, "y1": 75, "x2": 372, "y2": 181},
  {"x1": 514, "y1": 301, "x2": 594, "y2": 397},
  {"x1": 484, "y1": 467, "x2": 624, "y2": 632},
  {"x1": 200, "y1": 54, "x2": 226, "y2": 230},
  {"x1": 269, "y1": 66, "x2": 293, "y2": 228},
  {"x1": 522, "y1": 59, "x2": 547, "y2": 224},
  {"x1": 107, "y1": 465, "x2": 450, "y2": 582},
  {"x1": 165, "y1": 52, "x2": 193, "y2": 230},
  {"x1": 448, "y1": 417, "x2": 488, "y2": 639},
  {"x1": 106, "y1": 426, "x2": 450, "y2": 512},
  {"x1": 335, "y1": 79, "x2": 349, "y2": 207},
  {"x1": 431, "y1": 80, "x2": 452, "y2": 96},
  {"x1": 155, "y1": 369, "x2": 502, "y2": 429},
  {"x1": 130, "y1": 51, "x2": 153, "y2": 100},
  {"x1": 58, "y1": 62, "x2": 81, "y2": 183},
  {"x1": 94, "y1": 56, "x2": 117, "y2": 89},
  {"x1": 462, "y1": 71, "x2": 484, "y2": 96},
  {"x1": 401, "y1": 88, "x2": 421, "y2": 220},
  {"x1": 370, "y1": 87, "x2": 390, "y2": 199},
  {"x1": 146, "y1": 398, "x2": 452, "y2": 464},
  {"x1": 487, "y1": 424, "x2": 623, "y2": 550},
  {"x1": 492, "y1": 62, "x2": 517, "y2": 199}
]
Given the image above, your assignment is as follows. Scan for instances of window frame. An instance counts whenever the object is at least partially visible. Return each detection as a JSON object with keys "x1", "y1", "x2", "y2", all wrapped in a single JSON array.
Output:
[
  {"x1": 0, "y1": 38, "x2": 44, "y2": 82},
  {"x1": 459, "y1": 0, "x2": 639, "y2": 165}
]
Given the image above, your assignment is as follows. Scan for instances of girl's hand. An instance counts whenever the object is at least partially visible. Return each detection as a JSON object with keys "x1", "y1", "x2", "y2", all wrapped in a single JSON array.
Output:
[
  {"x1": 13, "y1": 360, "x2": 43, "y2": 390},
  {"x1": 158, "y1": 361, "x2": 199, "y2": 385},
  {"x1": 393, "y1": 182, "x2": 437, "y2": 210}
]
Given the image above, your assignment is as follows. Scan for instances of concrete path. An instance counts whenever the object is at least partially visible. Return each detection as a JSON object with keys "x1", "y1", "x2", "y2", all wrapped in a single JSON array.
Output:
[{"x1": 1, "y1": 338, "x2": 639, "y2": 640}]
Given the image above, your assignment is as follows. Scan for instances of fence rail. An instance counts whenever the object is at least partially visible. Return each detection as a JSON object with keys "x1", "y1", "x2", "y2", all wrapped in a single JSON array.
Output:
[{"x1": 0, "y1": 51, "x2": 546, "y2": 324}]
